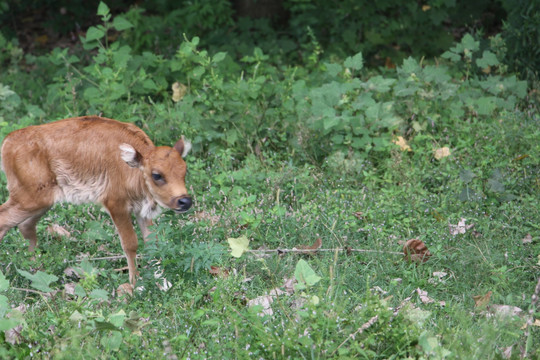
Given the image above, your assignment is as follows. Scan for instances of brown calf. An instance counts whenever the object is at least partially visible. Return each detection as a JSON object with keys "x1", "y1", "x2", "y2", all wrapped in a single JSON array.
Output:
[{"x1": 0, "y1": 116, "x2": 192, "y2": 286}]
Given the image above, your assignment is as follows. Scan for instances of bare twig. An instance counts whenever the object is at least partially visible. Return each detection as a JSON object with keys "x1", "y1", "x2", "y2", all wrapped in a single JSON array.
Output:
[
  {"x1": 246, "y1": 248, "x2": 403, "y2": 255},
  {"x1": 11, "y1": 287, "x2": 51, "y2": 297},
  {"x1": 332, "y1": 315, "x2": 379, "y2": 356},
  {"x1": 65, "y1": 247, "x2": 402, "y2": 264}
]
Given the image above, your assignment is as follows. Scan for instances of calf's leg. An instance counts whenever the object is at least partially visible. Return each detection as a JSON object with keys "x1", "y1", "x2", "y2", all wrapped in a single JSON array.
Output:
[
  {"x1": 0, "y1": 199, "x2": 50, "y2": 250},
  {"x1": 105, "y1": 200, "x2": 140, "y2": 286}
]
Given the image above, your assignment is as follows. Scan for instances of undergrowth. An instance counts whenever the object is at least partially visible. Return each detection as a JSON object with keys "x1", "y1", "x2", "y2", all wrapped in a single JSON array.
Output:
[{"x1": 0, "y1": 2, "x2": 538, "y2": 359}]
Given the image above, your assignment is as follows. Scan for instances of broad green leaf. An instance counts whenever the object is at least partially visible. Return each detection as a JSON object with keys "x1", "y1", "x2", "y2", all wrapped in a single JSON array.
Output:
[
  {"x1": 0, "y1": 318, "x2": 19, "y2": 331},
  {"x1": 476, "y1": 50, "x2": 499, "y2": 68},
  {"x1": 17, "y1": 269, "x2": 58, "y2": 293},
  {"x1": 459, "y1": 169, "x2": 475, "y2": 184},
  {"x1": 294, "y1": 259, "x2": 321, "y2": 291},
  {"x1": 461, "y1": 33, "x2": 479, "y2": 52},
  {"x1": 109, "y1": 310, "x2": 126, "y2": 328},
  {"x1": 344, "y1": 52, "x2": 363, "y2": 70},
  {"x1": 192, "y1": 66, "x2": 205, "y2": 79},
  {"x1": 212, "y1": 52, "x2": 227, "y2": 63},
  {"x1": 89, "y1": 289, "x2": 109, "y2": 301},
  {"x1": 69, "y1": 310, "x2": 86, "y2": 322},
  {"x1": 113, "y1": 16, "x2": 133, "y2": 31},
  {"x1": 488, "y1": 178, "x2": 505, "y2": 193},
  {"x1": 75, "y1": 284, "x2": 87, "y2": 298},
  {"x1": 323, "y1": 117, "x2": 340, "y2": 130},
  {"x1": 85, "y1": 26, "x2": 105, "y2": 42},
  {"x1": 475, "y1": 96, "x2": 496, "y2": 115},
  {"x1": 441, "y1": 50, "x2": 460, "y2": 62},
  {"x1": 0, "y1": 270, "x2": 8, "y2": 291},
  {"x1": 100, "y1": 330, "x2": 123, "y2": 351},
  {"x1": 95, "y1": 320, "x2": 121, "y2": 332},
  {"x1": 97, "y1": 2, "x2": 110, "y2": 17},
  {"x1": 228, "y1": 236, "x2": 250, "y2": 258}
]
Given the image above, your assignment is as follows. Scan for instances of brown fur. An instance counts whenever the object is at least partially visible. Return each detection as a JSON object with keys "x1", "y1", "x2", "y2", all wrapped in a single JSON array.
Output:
[{"x1": 0, "y1": 116, "x2": 191, "y2": 286}]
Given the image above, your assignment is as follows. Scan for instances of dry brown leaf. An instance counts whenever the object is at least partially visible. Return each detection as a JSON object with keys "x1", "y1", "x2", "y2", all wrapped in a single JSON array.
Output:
[
  {"x1": 297, "y1": 238, "x2": 322, "y2": 255},
  {"x1": 47, "y1": 224, "x2": 71, "y2": 238},
  {"x1": 191, "y1": 211, "x2": 221, "y2": 226},
  {"x1": 473, "y1": 290, "x2": 492, "y2": 308},
  {"x1": 434, "y1": 147, "x2": 451, "y2": 160},
  {"x1": 416, "y1": 288, "x2": 435, "y2": 304},
  {"x1": 64, "y1": 267, "x2": 79, "y2": 278},
  {"x1": 64, "y1": 282, "x2": 77, "y2": 296},
  {"x1": 533, "y1": 319, "x2": 540, "y2": 327},
  {"x1": 522, "y1": 234, "x2": 533, "y2": 244},
  {"x1": 353, "y1": 211, "x2": 364, "y2": 220},
  {"x1": 247, "y1": 295, "x2": 274, "y2": 316},
  {"x1": 488, "y1": 304, "x2": 523, "y2": 318},
  {"x1": 209, "y1": 266, "x2": 229, "y2": 278},
  {"x1": 117, "y1": 283, "x2": 133, "y2": 297},
  {"x1": 5, "y1": 305, "x2": 26, "y2": 345},
  {"x1": 156, "y1": 277, "x2": 172, "y2": 292},
  {"x1": 283, "y1": 277, "x2": 296, "y2": 295},
  {"x1": 171, "y1": 82, "x2": 187, "y2": 102},
  {"x1": 501, "y1": 346, "x2": 513, "y2": 359},
  {"x1": 449, "y1": 218, "x2": 474, "y2": 236},
  {"x1": 403, "y1": 239, "x2": 431, "y2": 263},
  {"x1": 392, "y1": 136, "x2": 412, "y2": 152}
]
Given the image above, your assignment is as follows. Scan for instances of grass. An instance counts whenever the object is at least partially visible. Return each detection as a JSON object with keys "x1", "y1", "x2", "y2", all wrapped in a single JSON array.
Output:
[{"x1": 0, "y1": 106, "x2": 538, "y2": 358}]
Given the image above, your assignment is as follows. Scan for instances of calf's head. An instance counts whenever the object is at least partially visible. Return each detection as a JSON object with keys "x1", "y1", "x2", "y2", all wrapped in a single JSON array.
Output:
[{"x1": 120, "y1": 137, "x2": 192, "y2": 213}]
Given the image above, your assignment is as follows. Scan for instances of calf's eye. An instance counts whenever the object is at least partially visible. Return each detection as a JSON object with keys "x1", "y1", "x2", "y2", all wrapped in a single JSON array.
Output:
[{"x1": 151, "y1": 172, "x2": 163, "y2": 182}]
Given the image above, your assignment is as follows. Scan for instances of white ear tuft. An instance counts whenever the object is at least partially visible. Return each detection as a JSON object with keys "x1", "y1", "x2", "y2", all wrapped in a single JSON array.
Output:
[
  {"x1": 181, "y1": 136, "x2": 192, "y2": 158},
  {"x1": 119, "y1": 144, "x2": 140, "y2": 167}
]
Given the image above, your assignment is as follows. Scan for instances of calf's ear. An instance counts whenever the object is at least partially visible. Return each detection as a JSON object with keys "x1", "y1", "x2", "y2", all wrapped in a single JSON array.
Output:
[
  {"x1": 174, "y1": 136, "x2": 192, "y2": 158},
  {"x1": 119, "y1": 144, "x2": 143, "y2": 167}
]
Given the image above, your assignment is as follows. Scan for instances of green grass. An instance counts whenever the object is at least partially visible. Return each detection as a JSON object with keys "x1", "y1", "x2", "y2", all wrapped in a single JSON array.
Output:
[{"x1": 0, "y1": 107, "x2": 538, "y2": 358}]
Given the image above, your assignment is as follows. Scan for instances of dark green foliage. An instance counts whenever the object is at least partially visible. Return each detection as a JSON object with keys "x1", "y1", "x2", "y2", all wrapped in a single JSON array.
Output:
[{"x1": 501, "y1": 0, "x2": 540, "y2": 84}]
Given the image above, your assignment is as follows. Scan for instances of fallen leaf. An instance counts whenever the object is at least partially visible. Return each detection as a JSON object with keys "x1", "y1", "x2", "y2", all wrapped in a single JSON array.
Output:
[
  {"x1": 117, "y1": 283, "x2": 133, "y2": 297},
  {"x1": 268, "y1": 288, "x2": 286, "y2": 296},
  {"x1": 353, "y1": 211, "x2": 364, "y2": 220},
  {"x1": 64, "y1": 282, "x2": 77, "y2": 296},
  {"x1": 428, "y1": 271, "x2": 448, "y2": 285},
  {"x1": 227, "y1": 235, "x2": 250, "y2": 258},
  {"x1": 64, "y1": 267, "x2": 80, "y2": 278},
  {"x1": 501, "y1": 346, "x2": 513, "y2": 359},
  {"x1": 156, "y1": 278, "x2": 172, "y2": 292},
  {"x1": 434, "y1": 147, "x2": 451, "y2": 160},
  {"x1": 449, "y1": 218, "x2": 474, "y2": 236},
  {"x1": 296, "y1": 238, "x2": 322, "y2": 255},
  {"x1": 416, "y1": 288, "x2": 435, "y2": 304},
  {"x1": 422, "y1": 4, "x2": 431, "y2": 11},
  {"x1": 512, "y1": 154, "x2": 529, "y2": 162},
  {"x1": 191, "y1": 211, "x2": 220, "y2": 226},
  {"x1": 487, "y1": 304, "x2": 523, "y2": 318},
  {"x1": 522, "y1": 234, "x2": 532, "y2": 244},
  {"x1": 247, "y1": 295, "x2": 273, "y2": 316},
  {"x1": 171, "y1": 82, "x2": 187, "y2": 102},
  {"x1": 533, "y1": 319, "x2": 540, "y2": 327},
  {"x1": 283, "y1": 277, "x2": 296, "y2": 295},
  {"x1": 473, "y1": 291, "x2": 492, "y2": 308},
  {"x1": 294, "y1": 259, "x2": 322, "y2": 291},
  {"x1": 209, "y1": 266, "x2": 229, "y2": 278},
  {"x1": 47, "y1": 224, "x2": 71, "y2": 238},
  {"x1": 392, "y1": 136, "x2": 412, "y2": 152},
  {"x1": 403, "y1": 239, "x2": 431, "y2": 263}
]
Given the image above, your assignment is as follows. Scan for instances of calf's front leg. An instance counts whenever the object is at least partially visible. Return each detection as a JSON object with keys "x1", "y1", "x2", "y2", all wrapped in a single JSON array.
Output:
[{"x1": 105, "y1": 200, "x2": 139, "y2": 286}]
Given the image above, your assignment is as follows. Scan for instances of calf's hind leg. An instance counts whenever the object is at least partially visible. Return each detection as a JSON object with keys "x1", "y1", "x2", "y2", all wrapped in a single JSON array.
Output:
[
  {"x1": 0, "y1": 199, "x2": 51, "y2": 250},
  {"x1": 18, "y1": 208, "x2": 51, "y2": 250}
]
